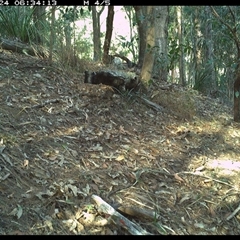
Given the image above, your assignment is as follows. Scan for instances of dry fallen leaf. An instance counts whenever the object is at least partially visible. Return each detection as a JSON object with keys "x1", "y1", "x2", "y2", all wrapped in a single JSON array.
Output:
[
  {"x1": 179, "y1": 193, "x2": 191, "y2": 204},
  {"x1": 82, "y1": 184, "x2": 90, "y2": 195},
  {"x1": 1, "y1": 152, "x2": 13, "y2": 166},
  {"x1": 119, "y1": 125, "x2": 125, "y2": 133},
  {"x1": 23, "y1": 159, "x2": 29, "y2": 168},
  {"x1": 105, "y1": 131, "x2": 111, "y2": 140},
  {"x1": 66, "y1": 184, "x2": 78, "y2": 197},
  {"x1": 49, "y1": 154, "x2": 58, "y2": 161},
  {"x1": 44, "y1": 219, "x2": 53, "y2": 231},
  {"x1": 91, "y1": 144, "x2": 103, "y2": 151},
  {"x1": 92, "y1": 176, "x2": 102, "y2": 184},
  {"x1": 194, "y1": 222, "x2": 205, "y2": 229},
  {"x1": 9, "y1": 205, "x2": 23, "y2": 219},
  {"x1": 115, "y1": 155, "x2": 125, "y2": 161},
  {"x1": 105, "y1": 227, "x2": 115, "y2": 235},
  {"x1": 208, "y1": 205, "x2": 216, "y2": 217},
  {"x1": 174, "y1": 173, "x2": 185, "y2": 183},
  {"x1": 94, "y1": 215, "x2": 108, "y2": 226},
  {"x1": 90, "y1": 183, "x2": 100, "y2": 194},
  {"x1": 70, "y1": 149, "x2": 78, "y2": 157}
]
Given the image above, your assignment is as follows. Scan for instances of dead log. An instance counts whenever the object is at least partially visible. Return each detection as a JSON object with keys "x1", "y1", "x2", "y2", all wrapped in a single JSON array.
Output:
[{"x1": 0, "y1": 37, "x2": 46, "y2": 57}]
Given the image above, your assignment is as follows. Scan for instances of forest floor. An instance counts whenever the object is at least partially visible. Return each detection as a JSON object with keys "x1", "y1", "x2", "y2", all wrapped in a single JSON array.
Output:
[{"x1": 0, "y1": 50, "x2": 240, "y2": 235}]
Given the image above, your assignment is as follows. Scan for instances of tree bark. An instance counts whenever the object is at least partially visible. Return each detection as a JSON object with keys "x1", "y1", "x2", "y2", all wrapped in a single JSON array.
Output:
[
  {"x1": 202, "y1": 6, "x2": 216, "y2": 95},
  {"x1": 49, "y1": 6, "x2": 56, "y2": 63},
  {"x1": 32, "y1": 6, "x2": 46, "y2": 44},
  {"x1": 234, "y1": 72, "x2": 240, "y2": 121},
  {"x1": 139, "y1": 6, "x2": 155, "y2": 87},
  {"x1": 192, "y1": 6, "x2": 203, "y2": 91},
  {"x1": 153, "y1": 6, "x2": 169, "y2": 82},
  {"x1": 92, "y1": 6, "x2": 104, "y2": 61},
  {"x1": 177, "y1": 6, "x2": 186, "y2": 86},
  {"x1": 133, "y1": 6, "x2": 147, "y2": 69},
  {"x1": 102, "y1": 6, "x2": 114, "y2": 64},
  {"x1": 124, "y1": 6, "x2": 137, "y2": 63},
  {"x1": 64, "y1": 21, "x2": 72, "y2": 55}
]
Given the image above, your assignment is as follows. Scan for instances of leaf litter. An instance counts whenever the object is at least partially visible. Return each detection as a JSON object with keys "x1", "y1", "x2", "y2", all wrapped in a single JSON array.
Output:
[{"x1": 0, "y1": 51, "x2": 240, "y2": 234}]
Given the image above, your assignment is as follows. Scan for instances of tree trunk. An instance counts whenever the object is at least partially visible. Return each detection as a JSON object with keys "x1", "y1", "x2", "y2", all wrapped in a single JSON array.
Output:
[
  {"x1": 92, "y1": 6, "x2": 104, "y2": 61},
  {"x1": 49, "y1": 6, "x2": 56, "y2": 63},
  {"x1": 234, "y1": 46, "x2": 240, "y2": 121},
  {"x1": 124, "y1": 6, "x2": 137, "y2": 63},
  {"x1": 203, "y1": 6, "x2": 216, "y2": 95},
  {"x1": 234, "y1": 70, "x2": 240, "y2": 121},
  {"x1": 102, "y1": 6, "x2": 114, "y2": 64},
  {"x1": 32, "y1": 6, "x2": 46, "y2": 44},
  {"x1": 133, "y1": 6, "x2": 147, "y2": 69},
  {"x1": 64, "y1": 21, "x2": 72, "y2": 53},
  {"x1": 139, "y1": 6, "x2": 155, "y2": 87},
  {"x1": 153, "y1": 6, "x2": 169, "y2": 82},
  {"x1": 192, "y1": 6, "x2": 203, "y2": 91},
  {"x1": 177, "y1": 6, "x2": 186, "y2": 86}
]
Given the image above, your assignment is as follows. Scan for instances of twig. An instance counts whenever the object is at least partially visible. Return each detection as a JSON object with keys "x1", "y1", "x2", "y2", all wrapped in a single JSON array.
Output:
[
  {"x1": 31, "y1": 99, "x2": 60, "y2": 108},
  {"x1": 226, "y1": 202, "x2": 240, "y2": 221},
  {"x1": 178, "y1": 171, "x2": 233, "y2": 188}
]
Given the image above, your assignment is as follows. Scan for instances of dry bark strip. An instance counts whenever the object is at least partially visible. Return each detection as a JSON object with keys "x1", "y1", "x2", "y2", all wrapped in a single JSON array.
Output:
[{"x1": 91, "y1": 195, "x2": 151, "y2": 235}]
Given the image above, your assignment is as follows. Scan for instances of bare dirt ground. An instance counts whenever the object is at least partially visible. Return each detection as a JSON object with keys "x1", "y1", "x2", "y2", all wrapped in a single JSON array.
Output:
[{"x1": 0, "y1": 51, "x2": 240, "y2": 235}]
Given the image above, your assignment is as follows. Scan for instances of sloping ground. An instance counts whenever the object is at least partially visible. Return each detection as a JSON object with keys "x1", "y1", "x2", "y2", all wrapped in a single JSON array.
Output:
[{"x1": 0, "y1": 51, "x2": 240, "y2": 235}]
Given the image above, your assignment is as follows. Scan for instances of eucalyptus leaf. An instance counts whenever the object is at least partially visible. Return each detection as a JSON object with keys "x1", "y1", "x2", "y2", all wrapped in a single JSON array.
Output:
[{"x1": 235, "y1": 91, "x2": 240, "y2": 98}]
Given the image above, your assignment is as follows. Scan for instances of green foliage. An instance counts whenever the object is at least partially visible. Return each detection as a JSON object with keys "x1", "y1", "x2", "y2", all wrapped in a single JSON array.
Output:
[
  {"x1": 193, "y1": 60, "x2": 215, "y2": 93},
  {"x1": 235, "y1": 91, "x2": 239, "y2": 98},
  {"x1": 116, "y1": 34, "x2": 138, "y2": 61},
  {"x1": 167, "y1": 6, "x2": 240, "y2": 102},
  {"x1": 112, "y1": 6, "x2": 138, "y2": 63},
  {"x1": 0, "y1": 6, "x2": 38, "y2": 42},
  {"x1": 58, "y1": 6, "x2": 91, "y2": 22},
  {"x1": 168, "y1": 38, "x2": 180, "y2": 71},
  {"x1": 53, "y1": 6, "x2": 93, "y2": 61},
  {"x1": 117, "y1": 88, "x2": 138, "y2": 111},
  {"x1": 117, "y1": 35, "x2": 136, "y2": 49},
  {"x1": 193, "y1": 69, "x2": 209, "y2": 91}
]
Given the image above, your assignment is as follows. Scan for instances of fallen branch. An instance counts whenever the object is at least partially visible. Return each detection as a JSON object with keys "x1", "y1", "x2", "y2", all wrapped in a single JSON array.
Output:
[
  {"x1": 91, "y1": 194, "x2": 151, "y2": 235},
  {"x1": 0, "y1": 37, "x2": 46, "y2": 57},
  {"x1": 139, "y1": 96, "x2": 165, "y2": 112},
  {"x1": 112, "y1": 53, "x2": 136, "y2": 68}
]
